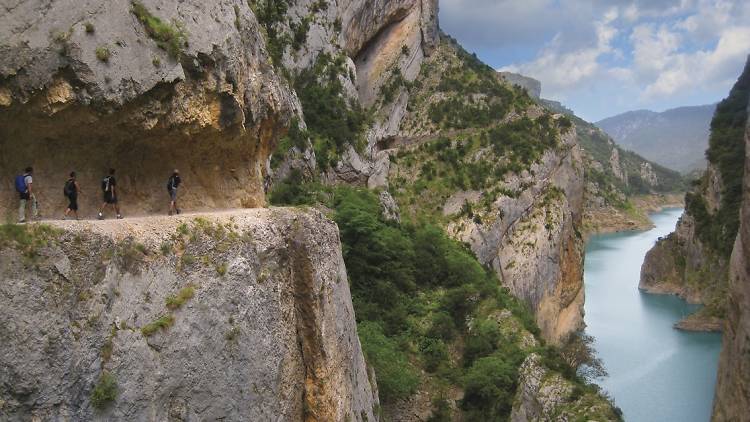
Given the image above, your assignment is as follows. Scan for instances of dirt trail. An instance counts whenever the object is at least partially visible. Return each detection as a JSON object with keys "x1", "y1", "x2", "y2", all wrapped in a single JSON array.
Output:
[{"x1": 36, "y1": 207, "x2": 298, "y2": 245}]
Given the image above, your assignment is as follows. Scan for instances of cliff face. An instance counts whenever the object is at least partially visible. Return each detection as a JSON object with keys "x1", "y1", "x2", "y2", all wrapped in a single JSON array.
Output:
[
  {"x1": 639, "y1": 58, "x2": 750, "y2": 330},
  {"x1": 712, "y1": 96, "x2": 750, "y2": 421},
  {"x1": 0, "y1": 209, "x2": 377, "y2": 421},
  {"x1": 0, "y1": 0, "x2": 301, "y2": 215},
  {"x1": 449, "y1": 129, "x2": 585, "y2": 345},
  {"x1": 0, "y1": 0, "x2": 438, "y2": 217}
]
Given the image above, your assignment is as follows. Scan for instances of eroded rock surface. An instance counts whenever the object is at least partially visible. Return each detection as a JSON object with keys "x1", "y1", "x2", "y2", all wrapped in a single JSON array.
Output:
[{"x1": 0, "y1": 209, "x2": 377, "y2": 421}]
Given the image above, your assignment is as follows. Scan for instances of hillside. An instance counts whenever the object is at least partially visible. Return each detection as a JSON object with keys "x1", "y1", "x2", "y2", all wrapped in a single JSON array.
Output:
[{"x1": 597, "y1": 104, "x2": 715, "y2": 173}]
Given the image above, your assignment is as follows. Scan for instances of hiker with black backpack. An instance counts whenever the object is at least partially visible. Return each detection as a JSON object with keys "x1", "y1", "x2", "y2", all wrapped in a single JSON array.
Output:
[
  {"x1": 167, "y1": 169, "x2": 181, "y2": 216},
  {"x1": 15, "y1": 166, "x2": 38, "y2": 223},
  {"x1": 63, "y1": 171, "x2": 82, "y2": 220},
  {"x1": 98, "y1": 168, "x2": 122, "y2": 220}
]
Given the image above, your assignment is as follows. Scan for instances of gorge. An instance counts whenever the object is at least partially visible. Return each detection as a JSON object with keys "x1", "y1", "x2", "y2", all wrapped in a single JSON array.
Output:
[{"x1": 1, "y1": 0, "x2": 747, "y2": 421}]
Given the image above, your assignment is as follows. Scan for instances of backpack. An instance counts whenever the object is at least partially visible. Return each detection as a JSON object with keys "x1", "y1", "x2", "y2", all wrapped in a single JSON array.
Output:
[
  {"x1": 64, "y1": 179, "x2": 75, "y2": 197},
  {"x1": 101, "y1": 176, "x2": 111, "y2": 193},
  {"x1": 14, "y1": 175, "x2": 27, "y2": 193}
]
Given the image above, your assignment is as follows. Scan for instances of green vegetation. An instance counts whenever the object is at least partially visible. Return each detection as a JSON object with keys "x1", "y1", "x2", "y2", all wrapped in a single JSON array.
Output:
[
  {"x1": 131, "y1": 1, "x2": 187, "y2": 59},
  {"x1": 165, "y1": 286, "x2": 195, "y2": 310},
  {"x1": 0, "y1": 224, "x2": 60, "y2": 258},
  {"x1": 691, "y1": 60, "x2": 750, "y2": 257},
  {"x1": 141, "y1": 314, "x2": 175, "y2": 336},
  {"x1": 268, "y1": 184, "x2": 609, "y2": 418},
  {"x1": 95, "y1": 46, "x2": 111, "y2": 62},
  {"x1": 84, "y1": 22, "x2": 95, "y2": 33},
  {"x1": 293, "y1": 53, "x2": 369, "y2": 168},
  {"x1": 90, "y1": 372, "x2": 117, "y2": 409},
  {"x1": 249, "y1": 0, "x2": 290, "y2": 66}
]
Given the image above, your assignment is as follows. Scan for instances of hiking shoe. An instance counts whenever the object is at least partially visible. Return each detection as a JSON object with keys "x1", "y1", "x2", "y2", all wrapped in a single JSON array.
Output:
[
  {"x1": 116, "y1": 214, "x2": 123, "y2": 219},
  {"x1": 17, "y1": 219, "x2": 25, "y2": 224},
  {"x1": 176, "y1": 209, "x2": 181, "y2": 215},
  {"x1": 97, "y1": 212, "x2": 104, "y2": 220}
]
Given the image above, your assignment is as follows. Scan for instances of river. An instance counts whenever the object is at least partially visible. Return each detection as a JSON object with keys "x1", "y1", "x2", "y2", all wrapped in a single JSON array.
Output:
[{"x1": 583, "y1": 208, "x2": 723, "y2": 422}]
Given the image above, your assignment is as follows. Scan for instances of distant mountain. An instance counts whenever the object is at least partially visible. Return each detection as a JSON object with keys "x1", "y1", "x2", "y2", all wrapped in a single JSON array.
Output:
[{"x1": 596, "y1": 104, "x2": 715, "y2": 173}]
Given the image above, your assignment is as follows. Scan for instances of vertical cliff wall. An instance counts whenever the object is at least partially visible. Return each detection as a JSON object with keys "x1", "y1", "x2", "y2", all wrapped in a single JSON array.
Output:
[
  {"x1": 640, "y1": 59, "x2": 750, "y2": 330},
  {"x1": 0, "y1": 209, "x2": 378, "y2": 421},
  {"x1": 712, "y1": 95, "x2": 750, "y2": 422}
]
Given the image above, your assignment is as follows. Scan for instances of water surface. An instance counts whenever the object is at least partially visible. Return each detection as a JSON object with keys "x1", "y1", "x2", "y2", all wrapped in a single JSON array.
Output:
[{"x1": 584, "y1": 208, "x2": 722, "y2": 422}]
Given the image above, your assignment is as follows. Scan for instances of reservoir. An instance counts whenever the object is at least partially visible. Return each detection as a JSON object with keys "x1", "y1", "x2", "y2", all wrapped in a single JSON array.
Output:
[{"x1": 583, "y1": 208, "x2": 723, "y2": 422}]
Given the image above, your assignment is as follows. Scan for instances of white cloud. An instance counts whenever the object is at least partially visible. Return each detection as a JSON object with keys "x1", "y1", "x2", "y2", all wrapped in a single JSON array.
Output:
[{"x1": 498, "y1": 9, "x2": 619, "y2": 98}]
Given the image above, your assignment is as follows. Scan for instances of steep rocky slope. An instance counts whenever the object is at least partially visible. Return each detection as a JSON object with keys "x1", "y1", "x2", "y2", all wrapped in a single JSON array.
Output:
[
  {"x1": 597, "y1": 104, "x2": 715, "y2": 173},
  {"x1": 640, "y1": 59, "x2": 750, "y2": 331},
  {"x1": 712, "y1": 85, "x2": 750, "y2": 421},
  {"x1": 0, "y1": 209, "x2": 377, "y2": 420}
]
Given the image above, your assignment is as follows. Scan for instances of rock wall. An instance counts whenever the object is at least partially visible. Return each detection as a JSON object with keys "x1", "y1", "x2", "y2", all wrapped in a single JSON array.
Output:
[
  {"x1": 712, "y1": 103, "x2": 750, "y2": 421},
  {"x1": 449, "y1": 129, "x2": 585, "y2": 345},
  {"x1": 0, "y1": 209, "x2": 378, "y2": 421},
  {"x1": 0, "y1": 0, "x2": 303, "y2": 218}
]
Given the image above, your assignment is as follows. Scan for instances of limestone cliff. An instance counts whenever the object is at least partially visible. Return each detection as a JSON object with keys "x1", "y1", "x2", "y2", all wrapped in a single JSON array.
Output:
[
  {"x1": 0, "y1": 0, "x2": 301, "y2": 216},
  {"x1": 712, "y1": 81, "x2": 750, "y2": 421},
  {"x1": 640, "y1": 58, "x2": 750, "y2": 330},
  {"x1": 0, "y1": 209, "x2": 377, "y2": 421}
]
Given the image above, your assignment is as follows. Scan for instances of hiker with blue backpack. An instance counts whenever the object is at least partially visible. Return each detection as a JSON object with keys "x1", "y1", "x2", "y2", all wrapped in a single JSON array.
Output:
[
  {"x1": 15, "y1": 167, "x2": 38, "y2": 223},
  {"x1": 63, "y1": 171, "x2": 83, "y2": 220},
  {"x1": 98, "y1": 168, "x2": 122, "y2": 220}
]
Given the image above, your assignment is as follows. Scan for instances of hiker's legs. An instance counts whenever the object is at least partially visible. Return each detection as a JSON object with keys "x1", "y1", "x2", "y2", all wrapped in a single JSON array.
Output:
[
  {"x1": 18, "y1": 198, "x2": 26, "y2": 222},
  {"x1": 31, "y1": 195, "x2": 38, "y2": 218}
]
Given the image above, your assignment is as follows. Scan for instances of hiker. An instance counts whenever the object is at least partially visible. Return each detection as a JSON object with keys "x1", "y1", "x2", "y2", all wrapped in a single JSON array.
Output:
[
  {"x1": 63, "y1": 171, "x2": 82, "y2": 220},
  {"x1": 15, "y1": 166, "x2": 38, "y2": 223},
  {"x1": 167, "y1": 169, "x2": 181, "y2": 215},
  {"x1": 98, "y1": 168, "x2": 122, "y2": 220}
]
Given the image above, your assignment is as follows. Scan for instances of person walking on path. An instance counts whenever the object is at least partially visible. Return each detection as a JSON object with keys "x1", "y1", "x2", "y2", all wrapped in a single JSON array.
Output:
[
  {"x1": 63, "y1": 171, "x2": 83, "y2": 220},
  {"x1": 167, "y1": 169, "x2": 181, "y2": 216},
  {"x1": 16, "y1": 166, "x2": 38, "y2": 223},
  {"x1": 98, "y1": 168, "x2": 122, "y2": 220}
]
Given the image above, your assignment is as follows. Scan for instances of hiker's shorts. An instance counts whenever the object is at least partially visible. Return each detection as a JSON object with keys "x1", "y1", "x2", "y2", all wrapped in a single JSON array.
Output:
[
  {"x1": 104, "y1": 192, "x2": 117, "y2": 204},
  {"x1": 169, "y1": 189, "x2": 177, "y2": 201}
]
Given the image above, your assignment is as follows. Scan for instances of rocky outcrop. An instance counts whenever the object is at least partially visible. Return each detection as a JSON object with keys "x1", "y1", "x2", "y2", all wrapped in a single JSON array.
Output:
[
  {"x1": 0, "y1": 0, "x2": 302, "y2": 216},
  {"x1": 510, "y1": 354, "x2": 620, "y2": 421},
  {"x1": 0, "y1": 209, "x2": 377, "y2": 421},
  {"x1": 712, "y1": 102, "x2": 750, "y2": 421},
  {"x1": 639, "y1": 59, "x2": 750, "y2": 330},
  {"x1": 448, "y1": 128, "x2": 585, "y2": 345},
  {"x1": 499, "y1": 72, "x2": 542, "y2": 99}
]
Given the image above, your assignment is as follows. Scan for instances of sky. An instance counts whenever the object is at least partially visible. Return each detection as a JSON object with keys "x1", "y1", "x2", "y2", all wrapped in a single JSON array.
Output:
[{"x1": 439, "y1": 0, "x2": 750, "y2": 122}]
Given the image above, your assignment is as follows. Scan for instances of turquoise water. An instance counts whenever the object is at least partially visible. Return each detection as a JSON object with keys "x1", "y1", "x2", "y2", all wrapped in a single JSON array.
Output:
[{"x1": 584, "y1": 208, "x2": 722, "y2": 422}]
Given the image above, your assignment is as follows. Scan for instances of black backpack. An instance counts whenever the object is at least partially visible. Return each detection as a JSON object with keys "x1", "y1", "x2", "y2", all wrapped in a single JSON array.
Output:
[
  {"x1": 63, "y1": 179, "x2": 75, "y2": 197},
  {"x1": 101, "y1": 176, "x2": 111, "y2": 192}
]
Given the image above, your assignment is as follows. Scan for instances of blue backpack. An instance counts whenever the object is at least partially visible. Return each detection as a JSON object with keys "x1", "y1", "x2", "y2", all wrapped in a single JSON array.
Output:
[{"x1": 14, "y1": 174, "x2": 27, "y2": 193}]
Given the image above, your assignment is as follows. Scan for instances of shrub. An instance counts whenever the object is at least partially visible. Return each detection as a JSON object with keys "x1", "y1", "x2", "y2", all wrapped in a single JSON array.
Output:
[
  {"x1": 84, "y1": 22, "x2": 95, "y2": 33},
  {"x1": 165, "y1": 286, "x2": 195, "y2": 310},
  {"x1": 90, "y1": 372, "x2": 117, "y2": 409},
  {"x1": 95, "y1": 46, "x2": 111, "y2": 62},
  {"x1": 358, "y1": 321, "x2": 419, "y2": 402},
  {"x1": 420, "y1": 337, "x2": 450, "y2": 372},
  {"x1": 131, "y1": 1, "x2": 187, "y2": 59},
  {"x1": 461, "y1": 354, "x2": 520, "y2": 419},
  {"x1": 141, "y1": 314, "x2": 175, "y2": 336}
]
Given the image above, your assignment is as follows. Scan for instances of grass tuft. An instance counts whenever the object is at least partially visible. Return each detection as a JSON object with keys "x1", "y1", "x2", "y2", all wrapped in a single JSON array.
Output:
[
  {"x1": 131, "y1": 1, "x2": 187, "y2": 59},
  {"x1": 165, "y1": 285, "x2": 195, "y2": 310},
  {"x1": 141, "y1": 314, "x2": 175, "y2": 336},
  {"x1": 90, "y1": 372, "x2": 117, "y2": 409}
]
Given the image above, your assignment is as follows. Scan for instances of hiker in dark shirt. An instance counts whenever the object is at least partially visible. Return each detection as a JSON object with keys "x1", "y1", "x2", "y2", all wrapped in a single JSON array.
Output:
[
  {"x1": 167, "y1": 169, "x2": 182, "y2": 216},
  {"x1": 63, "y1": 171, "x2": 83, "y2": 220},
  {"x1": 98, "y1": 168, "x2": 122, "y2": 220}
]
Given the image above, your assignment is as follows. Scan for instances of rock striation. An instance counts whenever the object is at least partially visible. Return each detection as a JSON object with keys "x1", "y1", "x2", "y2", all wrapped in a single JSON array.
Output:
[{"x1": 0, "y1": 209, "x2": 377, "y2": 421}]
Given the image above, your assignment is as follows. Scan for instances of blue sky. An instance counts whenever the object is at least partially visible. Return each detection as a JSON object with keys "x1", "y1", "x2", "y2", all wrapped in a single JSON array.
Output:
[{"x1": 439, "y1": 0, "x2": 750, "y2": 121}]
